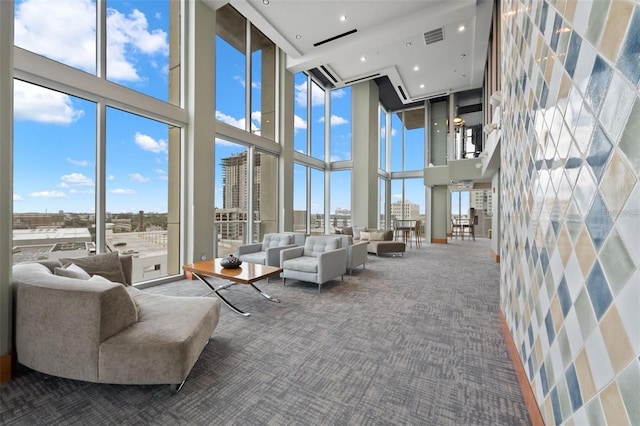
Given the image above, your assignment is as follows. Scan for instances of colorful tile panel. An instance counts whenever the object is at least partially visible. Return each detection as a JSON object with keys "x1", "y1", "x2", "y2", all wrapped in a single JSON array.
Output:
[{"x1": 500, "y1": 0, "x2": 640, "y2": 424}]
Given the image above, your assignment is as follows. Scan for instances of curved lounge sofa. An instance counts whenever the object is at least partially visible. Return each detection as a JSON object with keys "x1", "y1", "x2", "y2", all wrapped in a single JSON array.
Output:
[{"x1": 12, "y1": 253, "x2": 221, "y2": 390}]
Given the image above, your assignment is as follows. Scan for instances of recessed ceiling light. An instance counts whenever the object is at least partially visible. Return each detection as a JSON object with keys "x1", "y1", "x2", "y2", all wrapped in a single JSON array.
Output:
[
  {"x1": 413, "y1": 66, "x2": 419, "y2": 71},
  {"x1": 361, "y1": 56, "x2": 367, "y2": 62},
  {"x1": 262, "y1": 0, "x2": 269, "y2": 5},
  {"x1": 460, "y1": 54, "x2": 466, "y2": 58},
  {"x1": 420, "y1": 84, "x2": 425, "y2": 88},
  {"x1": 340, "y1": 15, "x2": 347, "y2": 22},
  {"x1": 295, "y1": 34, "x2": 302, "y2": 39},
  {"x1": 458, "y1": 25, "x2": 466, "y2": 32},
  {"x1": 405, "y1": 42, "x2": 412, "y2": 48}
]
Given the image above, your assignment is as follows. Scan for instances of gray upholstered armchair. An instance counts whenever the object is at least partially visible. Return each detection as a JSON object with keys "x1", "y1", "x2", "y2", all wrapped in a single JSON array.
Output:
[
  {"x1": 236, "y1": 232, "x2": 306, "y2": 267},
  {"x1": 280, "y1": 235, "x2": 347, "y2": 293}
]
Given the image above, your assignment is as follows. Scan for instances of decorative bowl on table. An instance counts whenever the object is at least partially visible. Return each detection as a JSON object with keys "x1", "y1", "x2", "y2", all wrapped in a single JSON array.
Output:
[{"x1": 220, "y1": 254, "x2": 242, "y2": 269}]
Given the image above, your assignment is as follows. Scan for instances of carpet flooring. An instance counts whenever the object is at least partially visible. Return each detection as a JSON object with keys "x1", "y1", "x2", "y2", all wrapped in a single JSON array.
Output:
[{"x1": 1, "y1": 239, "x2": 530, "y2": 425}]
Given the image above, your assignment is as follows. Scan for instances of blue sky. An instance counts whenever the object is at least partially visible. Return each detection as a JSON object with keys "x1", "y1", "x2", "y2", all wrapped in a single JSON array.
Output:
[
  {"x1": 13, "y1": 0, "x2": 424, "y2": 217},
  {"x1": 13, "y1": 0, "x2": 171, "y2": 214}
]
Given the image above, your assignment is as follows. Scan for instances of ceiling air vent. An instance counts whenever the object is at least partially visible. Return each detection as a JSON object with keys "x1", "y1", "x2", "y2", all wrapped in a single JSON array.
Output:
[
  {"x1": 313, "y1": 29, "x2": 358, "y2": 47},
  {"x1": 320, "y1": 65, "x2": 338, "y2": 84},
  {"x1": 344, "y1": 73, "x2": 380, "y2": 85},
  {"x1": 423, "y1": 27, "x2": 444, "y2": 46}
]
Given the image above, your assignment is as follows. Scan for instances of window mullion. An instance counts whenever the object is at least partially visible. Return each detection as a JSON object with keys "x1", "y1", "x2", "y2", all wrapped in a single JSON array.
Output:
[
  {"x1": 95, "y1": 103, "x2": 107, "y2": 253},
  {"x1": 245, "y1": 20, "x2": 251, "y2": 133},
  {"x1": 97, "y1": 0, "x2": 106, "y2": 79}
]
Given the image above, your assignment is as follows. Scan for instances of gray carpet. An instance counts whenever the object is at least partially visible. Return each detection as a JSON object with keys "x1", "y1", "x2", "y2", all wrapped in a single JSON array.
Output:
[{"x1": 1, "y1": 239, "x2": 530, "y2": 425}]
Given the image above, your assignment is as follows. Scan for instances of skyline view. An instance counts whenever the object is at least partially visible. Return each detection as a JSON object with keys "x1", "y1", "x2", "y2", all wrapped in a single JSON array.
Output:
[{"x1": 12, "y1": 0, "x2": 427, "y2": 219}]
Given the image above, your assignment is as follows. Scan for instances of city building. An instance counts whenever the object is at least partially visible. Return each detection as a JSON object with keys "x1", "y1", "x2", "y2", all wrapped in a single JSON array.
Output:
[
  {"x1": 1, "y1": 1, "x2": 638, "y2": 424},
  {"x1": 390, "y1": 200, "x2": 420, "y2": 220}
]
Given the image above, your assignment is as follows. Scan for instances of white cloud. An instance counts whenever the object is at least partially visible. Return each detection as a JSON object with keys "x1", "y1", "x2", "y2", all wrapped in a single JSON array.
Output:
[
  {"x1": 107, "y1": 8, "x2": 168, "y2": 81},
  {"x1": 14, "y1": 80, "x2": 84, "y2": 124},
  {"x1": 310, "y1": 82, "x2": 325, "y2": 105},
  {"x1": 14, "y1": 0, "x2": 168, "y2": 83},
  {"x1": 215, "y1": 111, "x2": 246, "y2": 129},
  {"x1": 319, "y1": 115, "x2": 349, "y2": 126},
  {"x1": 154, "y1": 168, "x2": 165, "y2": 174},
  {"x1": 129, "y1": 173, "x2": 150, "y2": 183},
  {"x1": 380, "y1": 127, "x2": 397, "y2": 138},
  {"x1": 14, "y1": 194, "x2": 24, "y2": 201},
  {"x1": 392, "y1": 193, "x2": 403, "y2": 200},
  {"x1": 295, "y1": 81, "x2": 307, "y2": 106},
  {"x1": 108, "y1": 174, "x2": 115, "y2": 180},
  {"x1": 294, "y1": 114, "x2": 307, "y2": 132},
  {"x1": 111, "y1": 188, "x2": 136, "y2": 194},
  {"x1": 331, "y1": 88, "x2": 347, "y2": 99},
  {"x1": 69, "y1": 188, "x2": 94, "y2": 194},
  {"x1": 61, "y1": 172, "x2": 93, "y2": 186},
  {"x1": 134, "y1": 132, "x2": 167, "y2": 154},
  {"x1": 234, "y1": 75, "x2": 246, "y2": 88},
  {"x1": 251, "y1": 110, "x2": 262, "y2": 126},
  {"x1": 14, "y1": 0, "x2": 96, "y2": 71},
  {"x1": 295, "y1": 80, "x2": 325, "y2": 107},
  {"x1": 30, "y1": 190, "x2": 66, "y2": 198},
  {"x1": 67, "y1": 157, "x2": 89, "y2": 167}
]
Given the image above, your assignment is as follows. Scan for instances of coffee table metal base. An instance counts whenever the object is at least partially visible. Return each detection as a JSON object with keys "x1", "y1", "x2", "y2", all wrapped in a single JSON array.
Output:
[{"x1": 190, "y1": 272, "x2": 279, "y2": 316}]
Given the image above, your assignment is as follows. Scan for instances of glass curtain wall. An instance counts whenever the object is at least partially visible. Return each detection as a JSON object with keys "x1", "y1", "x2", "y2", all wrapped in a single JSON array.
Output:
[
  {"x1": 379, "y1": 177, "x2": 386, "y2": 228},
  {"x1": 215, "y1": 5, "x2": 246, "y2": 130},
  {"x1": 310, "y1": 168, "x2": 325, "y2": 235},
  {"x1": 310, "y1": 81, "x2": 325, "y2": 160},
  {"x1": 214, "y1": 139, "x2": 248, "y2": 256},
  {"x1": 12, "y1": 0, "x2": 182, "y2": 284},
  {"x1": 214, "y1": 4, "x2": 280, "y2": 251},
  {"x1": 252, "y1": 151, "x2": 278, "y2": 241},
  {"x1": 105, "y1": 107, "x2": 176, "y2": 282},
  {"x1": 330, "y1": 86, "x2": 351, "y2": 161},
  {"x1": 383, "y1": 106, "x2": 426, "y2": 232},
  {"x1": 293, "y1": 163, "x2": 308, "y2": 233},
  {"x1": 13, "y1": 83, "x2": 97, "y2": 264},
  {"x1": 330, "y1": 170, "x2": 351, "y2": 232},
  {"x1": 294, "y1": 73, "x2": 308, "y2": 154},
  {"x1": 250, "y1": 24, "x2": 276, "y2": 140}
]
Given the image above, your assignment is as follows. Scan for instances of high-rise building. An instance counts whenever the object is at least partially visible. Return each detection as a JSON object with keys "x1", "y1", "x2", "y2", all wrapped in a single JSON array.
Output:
[{"x1": 390, "y1": 200, "x2": 419, "y2": 220}]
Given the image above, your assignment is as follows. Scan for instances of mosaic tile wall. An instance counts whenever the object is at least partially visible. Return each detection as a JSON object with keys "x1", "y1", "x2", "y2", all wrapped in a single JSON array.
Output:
[{"x1": 499, "y1": 0, "x2": 640, "y2": 424}]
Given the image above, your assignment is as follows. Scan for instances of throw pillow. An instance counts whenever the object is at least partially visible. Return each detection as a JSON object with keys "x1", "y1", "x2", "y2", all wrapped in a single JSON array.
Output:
[
  {"x1": 54, "y1": 263, "x2": 91, "y2": 280},
  {"x1": 369, "y1": 231, "x2": 386, "y2": 241},
  {"x1": 60, "y1": 251, "x2": 127, "y2": 285},
  {"x1": 359, "y1": 231, "x2": 371, "y2": 241},
  {"x1": 88, "y1": 274, "x2": 114, "y2": 284},
  {"x1": 353, "y1": 226, "x2": 366, "y2": 240}
]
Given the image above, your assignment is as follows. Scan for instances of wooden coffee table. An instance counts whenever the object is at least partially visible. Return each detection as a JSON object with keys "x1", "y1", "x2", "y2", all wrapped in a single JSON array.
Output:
[{"x1": 183, "y1": 259, "x2": 282, "y2": 316}]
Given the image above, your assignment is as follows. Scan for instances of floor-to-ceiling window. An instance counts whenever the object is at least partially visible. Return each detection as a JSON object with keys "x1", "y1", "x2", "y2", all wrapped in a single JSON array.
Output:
[
  {"x1": 330, "y1": 170, "x2": 351, "y2": 232},
  {"x1": 214, "y1": 4, "x2": 280, "y2": 250},
  {"x1": 12, "y1": 0, "x2": 182, "y2": 284},
  {"x1": 310, "y1": 81, "x2": 325, "y2": 160},
  {"x1": 250, "y1": 25, "x2": 276, "y2": 140},
  {"x1": 106, "y1": 107, "x2": 176, "y2": 282},
  {"x1": 383, "y1": 106, "x2": 427, "y2": 231},
  {"x1": 12, "y1": 83, "x2": 97, "y2": 263},
  {"x1": 310, "y1": 168, "x2": 325, "y2": 234},
  {"x1": 252, "y1": 150, "x2": 278, "y2": 240},
  {"x1": 215, "y1": 4, "x2": 246, "y2": 130},
  {"x1": 330, "y1": 86, "x2": 351, "y2": 161},
  {"x1": 293, "y1": 163, "x2": 308, "y2": 233},
  {"x1": 214, "y1": 139, "x2": 248, "y2": 256},
  {"x1": 379, "y1": 177, "x2": 386, "y2": 229},
  {"x1": 294, "y1": 73, "x2": 308, "y2": 154}
]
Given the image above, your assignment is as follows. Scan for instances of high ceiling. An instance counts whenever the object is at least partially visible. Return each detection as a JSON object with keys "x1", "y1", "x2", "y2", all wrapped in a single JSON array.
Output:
[{"x1": 207, "y1": 0, "x2": 495, "y2": 111}]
